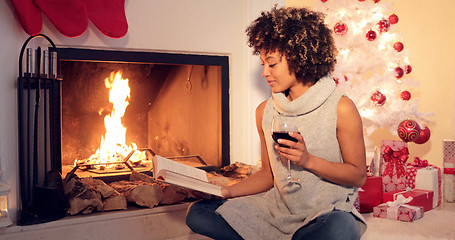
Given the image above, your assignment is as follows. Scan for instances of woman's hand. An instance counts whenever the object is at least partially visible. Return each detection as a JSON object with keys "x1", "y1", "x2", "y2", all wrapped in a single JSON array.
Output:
[
  {"x1": 221, "y1": 186, "x2": 231, "y2": 199},
  {"x1": 275, "y1": 132, "x2": 312, "y2": 169}
]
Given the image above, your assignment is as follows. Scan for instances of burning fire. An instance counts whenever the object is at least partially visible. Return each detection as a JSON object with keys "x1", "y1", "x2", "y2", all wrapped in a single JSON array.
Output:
[{"x1": 77, "y1": 71, "x2": 147, "y2": 170}]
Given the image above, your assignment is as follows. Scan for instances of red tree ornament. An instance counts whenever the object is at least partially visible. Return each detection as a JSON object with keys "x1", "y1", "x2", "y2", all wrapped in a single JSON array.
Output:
[
  {"x1": 395, "y1": 67, "x2": 404, "y2": 79},
  {"x1": 377, "y1": 19, "x2": 391, "y2": 33},
  {"x1": 333, "y1": 75, "x2": 348, "y2": 85},
  {"x1": 393, "y1": 42, "x2": 404, "y2": 52},
  {"x1": 366, "y1": 30, "x2": 377, "y2": 41},
  {"x1": 371, "y1": 91, "x2": 386, "y2": 106},
  {"x1": 389, "y1": 14, "x2": 399, "y2": 24},
  {"x1": 334, "y1": 21, "x2": 348, "y2": 36},
  {"x1": 373, "y1": 0, "x2": 381, "y2": 3},
  {"x1": 397, "y1": 119, "x2": 421, "y2": 142},
  {"x1": 414, "y1": 126, "x2": 431, "y2": 144},
  {"x1": 405, "y1": 65, "x2": 412, "y2": 74},
  {"x1": 400, "y1": 90, "x2": 411, "y2": 101},
  {"x1": 321, "y1": 0, "x2": 328, "y2": 2}
]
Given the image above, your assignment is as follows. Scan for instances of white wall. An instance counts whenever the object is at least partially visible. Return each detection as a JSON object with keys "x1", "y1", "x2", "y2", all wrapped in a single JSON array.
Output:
[
  {"x1": 1, "y1": 0, "x2": 282, "y2": 223},
  {"x1": 0, "y1": 0, "x2": 23, "y2": 225}
]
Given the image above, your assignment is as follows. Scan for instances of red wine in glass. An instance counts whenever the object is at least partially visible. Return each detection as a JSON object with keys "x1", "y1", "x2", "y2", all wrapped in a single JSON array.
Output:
[{"x1": 272, "y1": 131, "x2": 300, "y2": 148}]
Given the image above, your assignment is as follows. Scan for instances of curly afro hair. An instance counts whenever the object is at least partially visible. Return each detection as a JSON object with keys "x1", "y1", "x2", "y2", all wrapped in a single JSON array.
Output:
[{"x1": 246, "y1": 7, "x2": 337, "y2": 84}]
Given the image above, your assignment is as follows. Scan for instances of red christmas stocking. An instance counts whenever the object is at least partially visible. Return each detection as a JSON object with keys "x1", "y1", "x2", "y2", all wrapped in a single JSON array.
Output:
[
  {"x1": 33, "y1": 0, "x2": 88, "y2": 38},
  {"x1": 9, "y1": 0, "x2": 42, "y2": 36},
  {"x1": 86, "y1": 0, "x2": 128, "y2": 38}
]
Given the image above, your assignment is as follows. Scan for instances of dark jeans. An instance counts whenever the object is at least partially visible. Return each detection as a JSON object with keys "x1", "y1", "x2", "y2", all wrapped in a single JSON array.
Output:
[{"x1": 186, "y1": 199, "x2": 361, "y2": 240}]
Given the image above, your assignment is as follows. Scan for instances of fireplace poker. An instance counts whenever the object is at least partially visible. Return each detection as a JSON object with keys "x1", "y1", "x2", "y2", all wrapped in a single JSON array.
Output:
[{"x1": 33, "y1": 46, "x2": 42, "y2": 188}]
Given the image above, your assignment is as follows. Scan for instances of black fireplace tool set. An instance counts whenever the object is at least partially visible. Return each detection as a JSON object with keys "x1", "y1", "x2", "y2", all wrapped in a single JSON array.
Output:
[{"x1": 17, "y1": 34, "x2": 66, "y2": 225}]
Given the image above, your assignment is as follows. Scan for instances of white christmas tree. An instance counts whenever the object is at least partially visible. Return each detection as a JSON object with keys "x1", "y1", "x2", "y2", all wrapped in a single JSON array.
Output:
[{"x1": 315, "y1": 0, "x2": 432, "y2": 144}]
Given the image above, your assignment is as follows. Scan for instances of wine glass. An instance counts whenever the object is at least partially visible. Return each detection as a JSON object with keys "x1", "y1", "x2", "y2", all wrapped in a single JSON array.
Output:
[{"x1": 271, "y1": 113, "x2": 301, "y2": 184}]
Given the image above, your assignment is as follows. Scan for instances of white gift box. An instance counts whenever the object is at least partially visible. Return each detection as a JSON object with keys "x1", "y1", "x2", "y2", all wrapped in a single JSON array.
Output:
[{"x1": 415, "y1": 167, "x2": 440, "y2": 208}]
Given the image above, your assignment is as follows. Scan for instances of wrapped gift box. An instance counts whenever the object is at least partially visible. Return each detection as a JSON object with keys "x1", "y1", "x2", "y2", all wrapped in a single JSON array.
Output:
[
  {"x1": 358, "y1": 176, "x2": 383, "y2": 213},
  {"x1": 383, "y1": 189, "x2": 433, "y2": 212},
  {"x1": 443, "y1": 139, "x2": 455, "y2": 202},
  {"x1": 380, "y1": 140, "x2": 409, "y2": 192},
  {"x1": 405, "y1": 158, "x2": 441, "y2": 208},
  {"x1": 373, "y1": 202, "x2": 423, "y2": 222}
]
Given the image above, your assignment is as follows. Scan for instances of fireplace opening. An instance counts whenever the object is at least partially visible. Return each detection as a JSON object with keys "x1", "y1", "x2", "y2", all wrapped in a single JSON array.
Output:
[{"x1": 58, "y1": 48, "x2": 230, "y2": 180}]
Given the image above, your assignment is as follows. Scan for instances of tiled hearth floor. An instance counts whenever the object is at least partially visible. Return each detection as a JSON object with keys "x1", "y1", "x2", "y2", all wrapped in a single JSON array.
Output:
[{"x1": 0, "y1": 201, "x2": 453, "y2": 240}]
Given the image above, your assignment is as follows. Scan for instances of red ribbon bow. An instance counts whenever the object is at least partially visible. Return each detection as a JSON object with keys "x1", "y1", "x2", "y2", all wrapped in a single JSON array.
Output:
[
  {"x1": 408, "y1": 157, "x2": 429, "y2": 168},
  {"x1": 382, "y1": 146, "x2": 409, "y2": 178}
]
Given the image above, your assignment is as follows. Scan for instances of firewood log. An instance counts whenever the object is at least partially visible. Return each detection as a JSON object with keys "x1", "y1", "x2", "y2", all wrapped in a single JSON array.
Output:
[
  {"x1": 110, "y1": 180, "x2": 164, "y2": 208},
  {"x1": 103, "y1": 192, "x2": 127, "y2": 211},
  {"x1": 129, "y1": 170, "x2": 157, "y2": 184},
  {"x1": 81, "y1": 177, "x2": 115, "y2": 198},
  {"x1": 159, "y1": 184, "x2": 189, "y2": 204},
  {"x1": 65, "y1": 177, "x2": 103, "y2": 215},
  {"x1": 129, "y1": 170, "x2": 189, "y2": 204}
]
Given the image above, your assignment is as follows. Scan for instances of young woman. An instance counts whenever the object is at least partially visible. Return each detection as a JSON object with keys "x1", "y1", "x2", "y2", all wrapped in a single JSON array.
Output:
[{"x1": 186, "y1": 7, "x2": 367, "y2": 240}]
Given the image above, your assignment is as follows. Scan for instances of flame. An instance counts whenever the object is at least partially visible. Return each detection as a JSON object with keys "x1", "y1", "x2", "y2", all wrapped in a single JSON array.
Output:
[
  {"x1": 79, "y1": 71, "x2": 145, "y2": 169},
  {"x1": 99, "y1": 71, "x2": 130, "y2": 161}
]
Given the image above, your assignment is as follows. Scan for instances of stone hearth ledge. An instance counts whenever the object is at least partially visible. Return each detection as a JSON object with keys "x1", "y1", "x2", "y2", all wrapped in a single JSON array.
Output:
[{"x1": 0, "y1": 202, "x2": 194, "y2": 240}]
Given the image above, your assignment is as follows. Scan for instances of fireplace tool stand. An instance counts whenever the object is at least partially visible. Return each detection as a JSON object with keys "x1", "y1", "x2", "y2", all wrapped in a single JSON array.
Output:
[{"x1": 17, "y1": 34, "x2": 66, "y2": 225}]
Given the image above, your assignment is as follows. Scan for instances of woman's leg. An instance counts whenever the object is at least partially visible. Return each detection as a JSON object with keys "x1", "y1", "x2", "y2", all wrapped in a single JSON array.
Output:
[
  {"x1": 186, "y1": 199, "x2": 243, "y2": 240},
  {"x1": 292, "y1": 210, "x2": 360, "y2": 240}
]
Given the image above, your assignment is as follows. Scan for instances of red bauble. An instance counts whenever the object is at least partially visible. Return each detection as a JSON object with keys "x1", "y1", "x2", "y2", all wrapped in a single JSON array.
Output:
[
  {"x1": 405, "y1": 65, "x2": 412, "y2": 74},
  {"x1": 377, "y1": 19, "x2": 391, "y2": 33},
  {"x1": 414, "y1": 126, "x2": 431, "y2": 144},
  {"x1": 397, "y1": 119, "x2": 421, "y2": 142},
  {"x1": 393, "y1": 42, "x2": 404, "y2": 52},
  {"x1": 371, "y1": 91, "x2": 386, "y2": 106},
  {"x1": 366, "y1": 30, "x2": 377, "y2": 41},
  {"x1": 389, "y1": 14, "x2": 399, "y2": 24},
  {"x1": 373, "y1": 0, "x2": 381, "y2": 3},
  {"x1": 395, "y1": 67, "x2": 404, "y2": 79},
  {"x1": 400, "y1": 90, "x2": 411, "y2": 101},
  {"x1": 358, "y1": 0, "x2": 366, "y2": 1},
  {"x1": 321, "y1": 0, "x2": 328, "y2": 2},
  {"x1": 333, "y1": 75, "x2": 348, "y2": 85},
  {"x1": 334, "y1": 21, "x2": 348, "y2": 36}
]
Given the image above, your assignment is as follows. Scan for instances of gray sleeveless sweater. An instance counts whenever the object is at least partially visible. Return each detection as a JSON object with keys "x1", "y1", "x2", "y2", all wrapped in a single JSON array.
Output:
[{"x1": 216, "y1": 76, "x2": 366, "y2": 240}]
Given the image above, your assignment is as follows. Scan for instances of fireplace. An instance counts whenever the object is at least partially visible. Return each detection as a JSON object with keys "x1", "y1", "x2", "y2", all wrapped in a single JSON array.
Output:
[
  {"x1": 17, "y1": 46, "x2": 230, "y2": 225},
  {"x1": 58, "y1": 48, "x2": 230, "y2": 176}
]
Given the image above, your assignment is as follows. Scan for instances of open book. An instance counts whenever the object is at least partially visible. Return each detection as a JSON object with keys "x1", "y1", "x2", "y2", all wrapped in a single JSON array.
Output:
[{"x1": 152, "y1": 155, "x2": 222, "y2": 197}]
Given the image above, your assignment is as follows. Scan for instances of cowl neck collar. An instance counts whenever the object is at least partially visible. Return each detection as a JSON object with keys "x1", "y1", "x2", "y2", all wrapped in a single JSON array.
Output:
[{"x1": 272, "y1": 75, "x2": 335, "y2": 116}]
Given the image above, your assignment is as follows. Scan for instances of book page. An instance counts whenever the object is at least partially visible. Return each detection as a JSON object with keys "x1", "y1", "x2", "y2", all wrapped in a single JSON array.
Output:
[
  {"x1": 153, "y1": 155, "x2": 208, "y2": 182},
  {"x1": 166, "y1": 171, "x2": 222, "y2": 196}
]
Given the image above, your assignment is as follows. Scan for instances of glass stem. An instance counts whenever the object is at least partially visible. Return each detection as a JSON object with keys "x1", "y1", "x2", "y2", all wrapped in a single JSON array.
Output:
[{"x1": 287, "y1": 159, "x2": 292, "y2": 182}]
